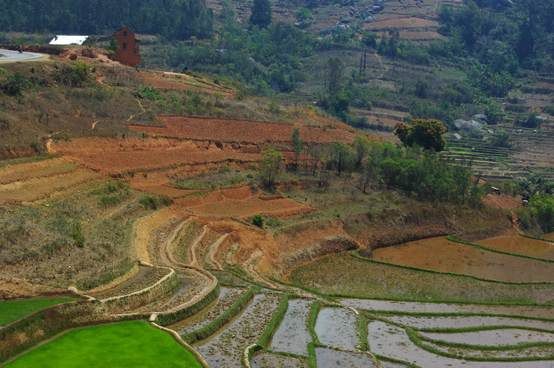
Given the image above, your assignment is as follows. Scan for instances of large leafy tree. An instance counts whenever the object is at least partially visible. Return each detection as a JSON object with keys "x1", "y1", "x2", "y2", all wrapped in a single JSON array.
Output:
[{"x1": 394, "y1": 119, "x2": 448, "y2": 152}]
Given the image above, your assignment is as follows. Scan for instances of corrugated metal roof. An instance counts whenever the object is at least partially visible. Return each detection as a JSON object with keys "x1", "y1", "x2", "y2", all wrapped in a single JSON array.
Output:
[{"x1": 49, "y1": 35, "x2": 89, "y2": 46}]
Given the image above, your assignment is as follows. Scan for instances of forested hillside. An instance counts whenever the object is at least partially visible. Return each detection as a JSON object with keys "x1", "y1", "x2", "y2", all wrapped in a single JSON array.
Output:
[{"x1": 0, "y1": 0, "x2": 213, "y2": 39}]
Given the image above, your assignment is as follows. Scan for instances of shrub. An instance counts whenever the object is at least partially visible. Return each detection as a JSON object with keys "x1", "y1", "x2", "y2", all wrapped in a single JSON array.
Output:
[
  {"x1": 54, "y1": 61, "x2": 91, "y2": 87},
  {"x1": 139, "y1": 195, "x2": 172, "y2": 210},
  {"x1": 252, "y1": 215, "x2": 264, "y2": 228},
  {"x1": 1, "y1": 73, "x2": 31, "y2": 96}
]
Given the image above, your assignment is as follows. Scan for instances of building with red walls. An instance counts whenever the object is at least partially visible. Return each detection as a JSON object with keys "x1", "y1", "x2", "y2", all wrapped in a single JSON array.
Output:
[{"x1": 114, "y1": 27, "x2": 140, "y2": 67}]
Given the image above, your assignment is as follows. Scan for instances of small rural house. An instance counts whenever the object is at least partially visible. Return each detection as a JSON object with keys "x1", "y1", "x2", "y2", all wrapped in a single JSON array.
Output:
[
  {"x1": 49, "y1": 35, "x2": 89, "y2": 46},
  {"x1": 113, "y1": 27, "x2": 140, "y2": 67}
]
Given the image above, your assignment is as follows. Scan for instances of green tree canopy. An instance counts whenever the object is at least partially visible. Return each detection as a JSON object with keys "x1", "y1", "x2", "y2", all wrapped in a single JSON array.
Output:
[
  {"x1": 259, "y1": 147, "x2": 282, "y2": 188},
  {"x1": 394, "y1": 119, "x2": 448, "y2": 152},
  {"x1": 250, "y1": 0, "x2": 272, "y2": 28}
]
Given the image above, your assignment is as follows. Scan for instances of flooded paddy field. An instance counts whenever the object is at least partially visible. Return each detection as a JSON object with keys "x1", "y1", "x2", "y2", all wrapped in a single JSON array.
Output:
[
  {"x1": 270, "y1": 298, "x2": 312, "y2": 356},
  {"x1": 195, "y1": 293, "x2": 280, "y2": 367},
  {"x1": 315, "y1": 307, "x2": 359, "y2": 351}
]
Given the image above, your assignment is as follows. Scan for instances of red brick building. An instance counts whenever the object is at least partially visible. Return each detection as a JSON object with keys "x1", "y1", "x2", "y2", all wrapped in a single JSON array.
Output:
[{"x1": 114, "y1": 27, "x2": 140, "y2": 67}]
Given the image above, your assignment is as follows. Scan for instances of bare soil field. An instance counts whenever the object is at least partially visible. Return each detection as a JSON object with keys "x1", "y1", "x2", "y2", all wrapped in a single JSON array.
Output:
[
  {"x1": 51, "y1": 137, "x2": 260, "y2": 175},
  {"x1": 175, "y1": 186, "x2": 312, "y2": 219},
  {"x1": 89, "y1": 265, "x2": 168, "y2": 299},
  {"x1": 130, "y1": 116, "x2": 357, "y2": 145},
  {"x1": 477, "y1": 232, "x2": 554, "y2": 261},
  {"x1": 372, "y1": 236, "x2": 554, "y2": 283},
  {"x1": 0, "y1": 157, "x2": 76, "y2": 185},
  {"x1": 483, "y1": 194, "x2": 522, "y2": 210}
]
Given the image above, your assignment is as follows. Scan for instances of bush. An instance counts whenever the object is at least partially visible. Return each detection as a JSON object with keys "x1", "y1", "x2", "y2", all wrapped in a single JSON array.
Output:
[
  {"x1": 139, "y1": 195, "x2": 172, "y2": 210},
  {"x1": 54, "y1": 61, "x2": 91, "y2": 87},
  {"x1": 252, "y1": 215, "x2": 264, "y2": 228},
  {"x1": 1, "y1": 73, "x2": 31, "y2": 96},
  {"x1": 519, "y1": 195, "x2": 554, "y2": 233}
]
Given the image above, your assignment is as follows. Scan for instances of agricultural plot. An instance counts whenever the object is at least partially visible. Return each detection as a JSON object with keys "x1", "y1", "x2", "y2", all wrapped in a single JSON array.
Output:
[
  {"x1": 89, "y1": 265, "x2": 169, "y2": 299},
  {"x1": 367, "y1": 320, "x2": 554, "y2": 367},
  {"x1": 4, "y1": 321, "x2": 202, "y2": 368},
  {"x1": 315, "y1": 347, "x2": 378, "y2": 368},
  {"x1": 169, "y1": 287, "x2": 246, "y2": 335},
  {"x1": 51, "y1": 137, "x2": 260, "y2": 176},
  {"x1": 140, "y1": 71, "x2": 235, "y2": 97},
  {"x1": 371, "y1": 236, "x2": 554, "y2": 283},
  {"x1": 476, "y1": 233, "x2": 554, "y2": 261},
  {"x1": 420, "y1": 329, "x2": 554, "y2": 347},
  {"x1": 270, "y1": 298, "x2": 312, "y2": 356},
  {"x1": 315, "y1": 307, "x2": 359, "y2": 351},
  {"x1": 290, "y1": 252, "x2": 554, "y2": 304},
  {"x1": 130, "y1": 116, "x2": 357, "y2": 145},
  {"x1": 381, "y1": 315, "x2": 554, "y2": 331},
  {"x1": 341, "y1": 298, "x2": 554, "y2": 319},
  {"x1": 251, "y1": 352, "x2": 308, "y2": 368},
  {"x1": 195, "y1": 293, "x2": 280, "y2": 367},
  {"x1": 0, "y1": 296, "x2": 75, "y2": 326}
]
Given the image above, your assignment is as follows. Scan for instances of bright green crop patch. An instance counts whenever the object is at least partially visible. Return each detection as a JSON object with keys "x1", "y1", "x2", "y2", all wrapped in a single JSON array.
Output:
[
  {"x1": 0, "y1": 296, "x2": 74, "y2": 326},
  {"x1": 6, "y1": 321, "x2": 203, "y2": 368}
]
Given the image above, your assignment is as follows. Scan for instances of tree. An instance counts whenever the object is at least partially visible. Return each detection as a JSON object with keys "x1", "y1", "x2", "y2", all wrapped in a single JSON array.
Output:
[
  {"x1": 394, "y1": 119, "x2": 448, "y2": 152},
  {"x1": 353, "y1": 135, "x2": 371, "y2": 169},
  {"x1": 329, "y1": 143, "x2": 355, "y2": 176},
  {"x1": 259, "y1": 147, "x2": 282, "y2": 188},
  {"x1": 291, "y1": 128, "x2": 303, "y2": 170},
  {"x1": 250, "y1": 0, "x2": 272, "y2": 28},
  {"x1": 326, "y1": 57, "x2": 343, "y2": 96}
]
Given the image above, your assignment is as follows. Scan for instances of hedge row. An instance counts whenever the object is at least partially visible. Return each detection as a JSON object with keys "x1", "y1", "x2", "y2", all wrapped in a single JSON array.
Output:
[{"x1": 183, "y1": 286, "x2": 259, "y2": 344}]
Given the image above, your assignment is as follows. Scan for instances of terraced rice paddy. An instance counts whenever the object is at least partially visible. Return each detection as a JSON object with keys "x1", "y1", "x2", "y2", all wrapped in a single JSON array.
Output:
[
  {"x1": 372, "y1": 236, "x2": 554, "y2": 283},
  {"x1": 89, "y1": 265, "x2": 170, "y2": 299},
  {"x1": 0, "y1": 296, "x2": 75, "y2": 326},
  {"x1": 367, "y1": 320, "x2": 554, "y2": 367},
  {"x1": 420, "y1": 329, "x2": 554, "y2": 347},
  {"x1": 170, "y1": 287, "x2": 246, "y2": 335},
  {"x1": 251, "y1": 352, "x2": 308, "y2": 368},
  {"x1": 270, "y1": 298, "x2": 312, "y2": 356},
  {"x1": 315, "y1": 347, "x2": 377, "y2": 368},
  {"x1": 315, "y1": 307, "x2": 359, "y2": 351},
  {"x1": 4, "y1": 321, "x2": 202, "y2": 368},
  {"x1": 195, "y1": 293, "x2": 280, "y2": 367},
  {"x1": 290, "y1": 252, "x2": 554, "y2": 304},
  {"x1": 477, "y1": 233, "x2": 554, "y2": 261}
]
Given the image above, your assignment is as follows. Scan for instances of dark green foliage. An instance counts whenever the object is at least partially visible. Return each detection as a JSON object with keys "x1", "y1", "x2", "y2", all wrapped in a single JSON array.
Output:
[
  {"x1": 93, "y1": 181, "x2": 130, "y2": 207},
  {"x1": 516, "y1": 113, "x2": 542, "y2": 128},
  {"x1": 329, "y1": 142, "x2": 355, "y2": 176},
  {"x1": 54, "y1": 62, "x2": 91, "y2": 87},
  {"x1": 167, "y1": 22, "x2": 312, "y2": 93},
  {"x1": 0, "y1": 0, "x2": 213, "y2": 40},
  {"x1": 347, "y1": 143, "x2": 483, "y2": 205},
  {"x1": 0, "y1": 73, "x2": 31, "y2": 96},
  {"x1": 252, "y1": 215, "x2": 264, "y2": 228},
  {"x1": 394, "y1": 119, "x2": 448, "y2": 152},
  {"x1": 519, "y1": 195, "x2": 554, "y2": 234},
  {"x1": 484, "y1": 101, "x2": 505, "y2": 124},
  {"x1": 250, "y1": 0, "x2": 272, "y2": 28},
  {"x1": 139, "y1": 195, "x2": 173, "y2": 210},
  {"x1": 439, "y1": 0, "x2": 554, "y2": 73},
  {"x1": 488, "y1": 130, "x2": 511, "y2": 148}
]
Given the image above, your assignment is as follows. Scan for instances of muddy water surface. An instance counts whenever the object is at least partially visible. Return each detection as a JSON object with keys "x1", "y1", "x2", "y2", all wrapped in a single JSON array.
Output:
[
  {"x1": 315, "y1": 307, "x2": 358, "y2": 351},
  {"x1": 421, "y1": 328, "x2": 554, "y2": 346},
  {"x1": 368, "y1": 320, "x2": 554, "y2": 368},
  {"x1": 315, "y1": 347, "x2": 378, "y2": 368},
  {"x1": 270, "y1": 299, "x2": 312, "y2": 356},
  {"x1": 251, "y1": 352, "x2": 308, "y2": 368},
  {"x1": 382, "y1": 315, "x2": 554, "y2": 331}
]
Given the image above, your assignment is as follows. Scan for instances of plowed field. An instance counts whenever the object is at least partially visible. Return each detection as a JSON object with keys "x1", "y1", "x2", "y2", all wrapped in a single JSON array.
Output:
[
  {"x1": 51, "y1": 137, "x2": 260, "y2": 175},
  {"x1": 129, "y1": 116, "x2": 357, "y2": 144},
  {"x1": 372, "y1": 237, "x2": 554, "y2": 283},
  {"x1": 478, "y1": 233, "x2": 554, "y2": 261},
  {"x1": 141, "y1": 71, "x2": 234, "y2": 97}
]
